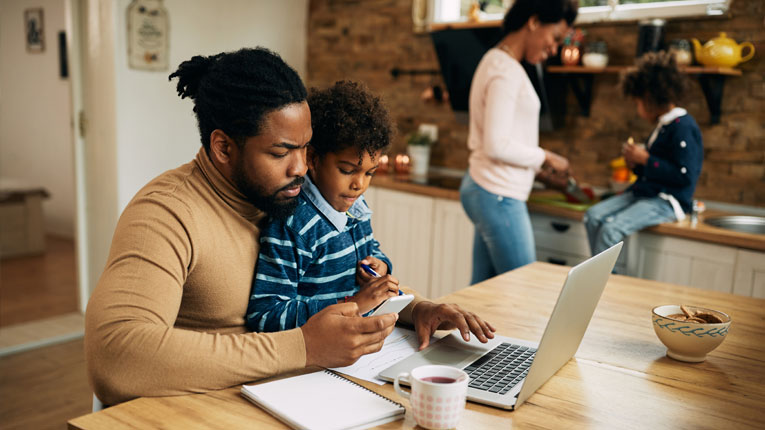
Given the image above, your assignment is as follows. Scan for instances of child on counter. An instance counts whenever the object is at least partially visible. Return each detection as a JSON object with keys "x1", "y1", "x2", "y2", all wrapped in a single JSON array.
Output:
[
  {"x1": 584, "y1": 51, "x2": 703, "y2": 256},
  {"x1": 245, "y1": 81, "x2": 400, "y2": 332}
]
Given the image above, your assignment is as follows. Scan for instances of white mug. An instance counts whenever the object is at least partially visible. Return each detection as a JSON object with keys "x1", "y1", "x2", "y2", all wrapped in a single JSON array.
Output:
[{"x1": 394, "y1": 365, "x2": 469, "y2": 430}]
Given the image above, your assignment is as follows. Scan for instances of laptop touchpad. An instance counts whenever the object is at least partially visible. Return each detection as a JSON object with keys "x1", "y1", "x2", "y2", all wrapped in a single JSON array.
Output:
[{"x1": 422, "y1": 344, "x2": 481, "y2": 367}]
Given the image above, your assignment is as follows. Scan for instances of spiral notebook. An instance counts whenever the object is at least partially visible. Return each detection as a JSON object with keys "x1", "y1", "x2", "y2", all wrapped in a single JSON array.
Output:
[{"x1": 241, "y1": 370, "x2": 405, "y2": 430}]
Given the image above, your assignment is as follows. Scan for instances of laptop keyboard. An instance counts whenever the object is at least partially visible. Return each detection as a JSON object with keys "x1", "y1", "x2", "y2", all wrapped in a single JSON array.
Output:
[{"x1": 463, "y1": 343, "x2": 537, "y2": 395}]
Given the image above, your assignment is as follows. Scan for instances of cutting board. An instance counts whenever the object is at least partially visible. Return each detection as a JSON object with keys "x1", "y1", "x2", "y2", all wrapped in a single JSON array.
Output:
[{"x1": 528, "y1": 192, "x2": 594, "y2": 212}]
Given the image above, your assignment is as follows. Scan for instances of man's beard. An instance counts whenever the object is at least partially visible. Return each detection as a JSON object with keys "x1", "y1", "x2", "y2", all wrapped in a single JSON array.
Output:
[{"x1": 232, "y1": 162, "x2": 304, "y2": 220}]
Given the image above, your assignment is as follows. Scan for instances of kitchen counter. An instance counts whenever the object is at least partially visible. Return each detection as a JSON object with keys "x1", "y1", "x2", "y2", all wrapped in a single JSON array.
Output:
[
  {"x1": 371, "y1": 173, "x2": 461, "y2": 200},
  {"x1": 371, "y1": 173, "x2": 765, "y2": 252}
]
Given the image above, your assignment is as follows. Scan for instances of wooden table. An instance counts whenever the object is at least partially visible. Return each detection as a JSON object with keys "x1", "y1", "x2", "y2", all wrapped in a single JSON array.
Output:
[{"x1": 69, "y1": 263, "x2": 765, "y2": 429}]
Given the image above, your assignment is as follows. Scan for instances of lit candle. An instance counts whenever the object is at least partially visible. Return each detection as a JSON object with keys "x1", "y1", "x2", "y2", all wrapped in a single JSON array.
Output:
[
  {"x1": 378, "y1": 154, "x2": 389, "y2": 173},
  {"x1": 394, "y1": 154, "x2": 410, "y2": 174}
]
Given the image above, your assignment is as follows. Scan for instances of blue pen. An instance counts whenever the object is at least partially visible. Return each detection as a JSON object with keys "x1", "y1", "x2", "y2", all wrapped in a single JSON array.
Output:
[{"x1": 360, "y1": 263, "x2": 403, "y2": 295}]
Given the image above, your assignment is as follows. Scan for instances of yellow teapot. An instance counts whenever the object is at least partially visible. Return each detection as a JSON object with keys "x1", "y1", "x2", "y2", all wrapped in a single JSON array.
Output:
[{"x1": 691, "y1": 32, "x2": 755, "y2": 68}]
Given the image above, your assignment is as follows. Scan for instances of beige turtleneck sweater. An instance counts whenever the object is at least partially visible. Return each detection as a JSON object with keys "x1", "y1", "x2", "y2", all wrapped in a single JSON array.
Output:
[
  {"x1": 86, "y1": 147, "x2": 426, "y2": 405},
  {"x1": 84, "y1": 148, "x2": 308, "y2": 405}
]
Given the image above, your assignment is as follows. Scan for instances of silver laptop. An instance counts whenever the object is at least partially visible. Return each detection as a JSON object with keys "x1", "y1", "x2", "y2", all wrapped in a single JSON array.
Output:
[{"x1": 378, "y1": 242, "x2": 622, "y2": 410}]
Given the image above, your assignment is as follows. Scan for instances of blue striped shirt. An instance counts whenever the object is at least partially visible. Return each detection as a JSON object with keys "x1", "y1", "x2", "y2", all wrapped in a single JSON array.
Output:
[{"x1": 245, "y1": 176, "x2": 392, "y2": 332}]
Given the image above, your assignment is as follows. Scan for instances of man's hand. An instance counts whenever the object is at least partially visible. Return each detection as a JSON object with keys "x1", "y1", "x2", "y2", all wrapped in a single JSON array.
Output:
[
  {"x1": 347, "y1": 275, "x2": 399, "y2": 314},
  {"x1": 411, "y1": 302, "x2": 496, "y2": 350},
  {"x1": 301, "y1": 303, "x2": 397, "y2": 367},
  {"x1": 623, "y1": 142, "x2": 649, "y2": 166},
  {"x1": 356, "y1": 256, "x2": 389, "y2": 286}
]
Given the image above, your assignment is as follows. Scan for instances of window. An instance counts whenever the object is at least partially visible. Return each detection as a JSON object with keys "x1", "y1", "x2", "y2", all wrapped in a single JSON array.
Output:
[
  {"x1": 577, "y1": 0, "x2": 731, "y2": 23},
  {"x1": 428, "y1": 0, "x2": 731, "y2": 24}
]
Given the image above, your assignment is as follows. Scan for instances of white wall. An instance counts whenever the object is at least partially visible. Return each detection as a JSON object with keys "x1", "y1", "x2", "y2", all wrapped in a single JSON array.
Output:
[
  {"x1": 70, "y1": 0, "x2": 309, "y2": 304},
  {"x1": 0, "y1": 0, "x2": 75, "y2": 237},
  {"x1": 113, "y1": 0, "x2": 308, "y2": 210}
]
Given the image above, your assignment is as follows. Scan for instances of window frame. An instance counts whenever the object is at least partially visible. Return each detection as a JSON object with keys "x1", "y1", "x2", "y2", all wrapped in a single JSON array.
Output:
[
  {"x1": 427, "y1": 0, "x2": 732, "y2": 25},
  {"x1": 577, "y1": 0, "x2": 731, "y2": 23}
]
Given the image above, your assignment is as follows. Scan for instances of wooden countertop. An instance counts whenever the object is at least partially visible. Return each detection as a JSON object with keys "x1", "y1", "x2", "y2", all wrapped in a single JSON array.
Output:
[
  {"x1": 68, "y1": 263, "x2": 765, "y2": 430},
  {"x1": 370, "y1": 174, "x2": 765, "y2": 252},
  {"x1": 649, "y1": 209, "x2": 765, "y2": 251},
  {"x1": 371, "y1": 174, "x2": 462, "y2": 201}
]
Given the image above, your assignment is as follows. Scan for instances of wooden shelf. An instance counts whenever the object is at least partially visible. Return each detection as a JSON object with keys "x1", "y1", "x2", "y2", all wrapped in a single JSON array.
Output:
[
  {"x1": 546, "y1": 66, "x2": 625, "y2": 74},
  {"x1": 429, "y1": 20, "x2": 502, "y2": 32},
  {"x1": 545, "y1": 65, "x2": 743, "y2": 123},
  {"x1": 546, "y1": 65, "x2": 743, "y2": 76},
  {"x1": 426, "y1": 19, "x2": 744, "y2": 124},
  {"x1": 680, "y1": 66, "x2": 743, "y2": 76}
]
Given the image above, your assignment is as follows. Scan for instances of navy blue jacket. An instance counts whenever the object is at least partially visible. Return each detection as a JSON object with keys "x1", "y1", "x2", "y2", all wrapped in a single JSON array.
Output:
[{"x1": 629, "y1": 114, "x2": 703, "y2": 213}]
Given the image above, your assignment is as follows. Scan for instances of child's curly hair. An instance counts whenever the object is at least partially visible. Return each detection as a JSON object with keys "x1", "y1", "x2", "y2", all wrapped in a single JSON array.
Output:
[
  {"x1": 620, "y1": 51, "x2": 688, "y2": 108},
  {"x1": 307, "y1": 80, "x2": 394, "y2": 162}
]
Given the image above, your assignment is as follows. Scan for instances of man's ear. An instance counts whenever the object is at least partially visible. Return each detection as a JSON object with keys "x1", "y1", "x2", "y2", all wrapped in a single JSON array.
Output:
[
  {"x1": 208, "y1": 129, "x2": 240, "y2": 180},
  {"x1": 209, "y1": 129, "x2": 236, "y2": 166}
]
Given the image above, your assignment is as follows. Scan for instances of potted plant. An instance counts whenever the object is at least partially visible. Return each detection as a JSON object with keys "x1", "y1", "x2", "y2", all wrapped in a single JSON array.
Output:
[{"x1": 407, "y1": 126, "x2": 436, "y2": 176}]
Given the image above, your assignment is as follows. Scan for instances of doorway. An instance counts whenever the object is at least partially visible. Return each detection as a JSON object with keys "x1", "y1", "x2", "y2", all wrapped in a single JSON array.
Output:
[{"x1": 0, "y1": 0, "x2": 82, "y2": 355}]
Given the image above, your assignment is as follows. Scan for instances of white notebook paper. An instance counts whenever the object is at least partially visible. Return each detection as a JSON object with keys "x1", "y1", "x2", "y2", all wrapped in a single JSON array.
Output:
[{"x1": 241, "y1": 370, "x2": 405, "y2": 430}]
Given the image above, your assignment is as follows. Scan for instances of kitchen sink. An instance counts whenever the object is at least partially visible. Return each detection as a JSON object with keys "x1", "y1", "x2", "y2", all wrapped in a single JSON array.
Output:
[{"x1": 704, "y1": 215, "x2": 765, "y2": 235}]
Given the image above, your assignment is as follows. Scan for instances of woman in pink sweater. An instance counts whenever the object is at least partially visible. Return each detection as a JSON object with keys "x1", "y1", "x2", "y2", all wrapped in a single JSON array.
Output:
[{"x1": 460, "y1": 0, "x2": 577, "y2": 284}]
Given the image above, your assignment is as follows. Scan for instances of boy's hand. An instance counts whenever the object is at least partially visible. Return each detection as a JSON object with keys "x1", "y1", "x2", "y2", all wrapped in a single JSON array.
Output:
[
  {"x1": 356, "y1": 256, "x2": 389, "y2": 285},
  {"x1": 623, "y1": 142, "x2": 649, "y2": 166},
  {"x1": 347, "y1": 275, "x2": 400, "y2": 314}
]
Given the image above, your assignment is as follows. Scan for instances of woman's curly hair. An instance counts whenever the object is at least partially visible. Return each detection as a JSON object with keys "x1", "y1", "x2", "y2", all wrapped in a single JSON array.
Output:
[
  {"x1": 307, "y1": 81, "x2": 394, "y2": 162},
  {"x1": 620, "y1": 51, "x2": 688, "y2": 108}
]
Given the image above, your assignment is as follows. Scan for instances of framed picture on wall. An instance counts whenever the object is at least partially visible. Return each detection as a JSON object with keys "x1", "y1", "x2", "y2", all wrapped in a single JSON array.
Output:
[
  {"x1": 127, "y1": 0, "x2": 169, "y2": 71},
  {"x1": 24, "y1": 8, "x2": 45, "y2": 53}
]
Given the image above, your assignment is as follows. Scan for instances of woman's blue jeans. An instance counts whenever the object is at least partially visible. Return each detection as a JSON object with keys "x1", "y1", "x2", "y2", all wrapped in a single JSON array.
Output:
[
  {"x1": 584, "y1": 191, "x2": 676, "y2": 255},
  {"x1": 460, "y1": 173, "x2": 536, "y2": 285}
]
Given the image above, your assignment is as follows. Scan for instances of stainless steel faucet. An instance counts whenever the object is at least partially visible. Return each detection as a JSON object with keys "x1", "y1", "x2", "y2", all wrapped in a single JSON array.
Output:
[{"x1": 690, "y1": 199, "x2": 702, "y2": 227}]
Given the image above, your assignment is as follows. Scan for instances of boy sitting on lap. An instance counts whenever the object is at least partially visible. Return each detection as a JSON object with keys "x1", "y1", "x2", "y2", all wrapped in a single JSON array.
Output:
[{"x1": 246, "y1": 81, "x2": 399, "y2": 332}]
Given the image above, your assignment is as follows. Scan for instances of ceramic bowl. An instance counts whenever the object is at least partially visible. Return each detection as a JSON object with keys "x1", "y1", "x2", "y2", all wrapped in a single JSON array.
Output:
[
  {"x1": 582, "y1": 52, "x2": 608, "y2": 68},
  {"x1": 652, "y1": 305, "x2": 731, "y2": 362}
]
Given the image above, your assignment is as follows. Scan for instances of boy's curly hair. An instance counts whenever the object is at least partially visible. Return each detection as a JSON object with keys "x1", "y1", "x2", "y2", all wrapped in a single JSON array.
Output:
[
  {"x1": 620, "y1": 51, "x2": 688, "y2": 108},
  {"x1": 307, "y1": 81, "x2": 394, "y2": 162}
]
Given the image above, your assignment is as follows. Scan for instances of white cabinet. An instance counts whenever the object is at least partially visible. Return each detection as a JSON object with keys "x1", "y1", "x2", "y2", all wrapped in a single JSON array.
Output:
[
  {"x1": 363, "y1": 186, "x2": 378, "y2": 219},
  {"x1": 368, "y1": 186, "x2": 765, "y2": 299},
  {"x1": 369, "y1": 188, "x2": 434, "y2": 297},
  {"x1": 632, "y1": 233, "x2": 765, "y2": 297},
  {"x1": 531, "y1": 213, "x2": 628, "y2": 273},
  {"x1": 430, "y1": 199, "x2": 474, "y2": 298},
  {"x1": 733, "y1": 249, "x2": 765, "y2": 298},
  {"x1": 367, "y1": 187, "x2": 474, "y2": 299},
  {"x1": 531, "y1": 213, "x2": 590, "y2": 267},
  {"x1": 633, "y1": 233, "x2": 737, "y2": 293}
]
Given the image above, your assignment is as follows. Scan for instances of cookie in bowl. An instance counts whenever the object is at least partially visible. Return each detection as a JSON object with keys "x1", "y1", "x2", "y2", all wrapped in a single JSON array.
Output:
[{"x1": 652, "y1": 305, "x2": 731, "y2": 363}]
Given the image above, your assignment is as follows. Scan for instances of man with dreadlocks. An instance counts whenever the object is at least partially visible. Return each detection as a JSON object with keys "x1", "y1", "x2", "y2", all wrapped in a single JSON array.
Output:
[{"x1": 85, "y1": 47, "x2": 493, "y2": 406}]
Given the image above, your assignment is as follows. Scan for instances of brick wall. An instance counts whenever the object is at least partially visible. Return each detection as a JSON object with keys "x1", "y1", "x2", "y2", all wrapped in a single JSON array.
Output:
[{"x1": 306, "y1": 0, "x2": 765, "y2": 206}]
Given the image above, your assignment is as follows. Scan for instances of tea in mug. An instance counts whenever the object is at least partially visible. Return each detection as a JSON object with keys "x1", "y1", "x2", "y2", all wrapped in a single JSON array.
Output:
[{"x1": 421, "y1": 376, "x2": 457, "y2": 384}]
